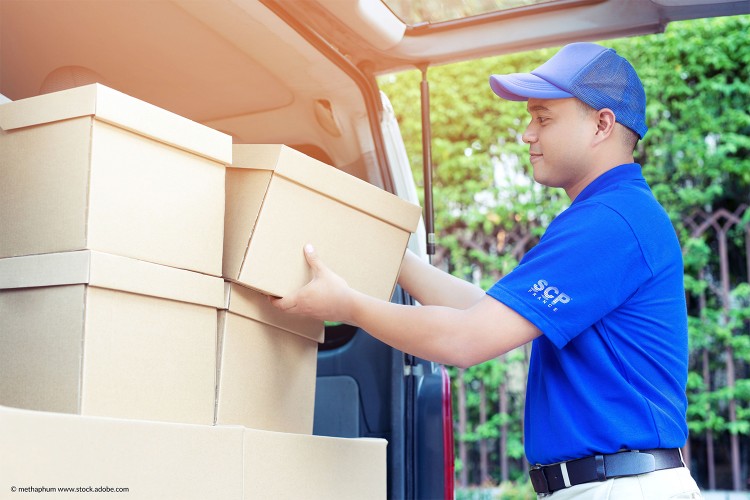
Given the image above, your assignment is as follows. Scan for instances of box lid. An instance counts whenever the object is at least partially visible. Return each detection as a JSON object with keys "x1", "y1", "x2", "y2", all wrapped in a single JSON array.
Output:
[
  {"x1": 0, "y1": 251, "x2": 224, "y2": 308},
  {"x1": 0, "y1": 84, "x2": 232, "y2": 164},
  {"x1": 231, "y1": 144, "x2": 421, "y2": 233},
  {"x1": 223, "y1": 281, "x2": 324, "y2": 343}
]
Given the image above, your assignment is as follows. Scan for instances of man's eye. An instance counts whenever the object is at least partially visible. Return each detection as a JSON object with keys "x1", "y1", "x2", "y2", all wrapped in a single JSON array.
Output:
[{"x1": 536, "y1": 117, "x2": 549, "y2": 123}]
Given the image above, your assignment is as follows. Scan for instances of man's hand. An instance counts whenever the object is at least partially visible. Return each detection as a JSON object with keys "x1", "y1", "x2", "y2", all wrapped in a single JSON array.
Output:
[{"x1": 270, "y1": 244, "x2": 355, "y2": 323}]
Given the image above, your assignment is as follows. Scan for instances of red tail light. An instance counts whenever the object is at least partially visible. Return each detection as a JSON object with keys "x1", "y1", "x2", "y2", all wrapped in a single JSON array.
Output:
[{"x1": 442, "y1": 365, "x2": 455, "y2": 499}]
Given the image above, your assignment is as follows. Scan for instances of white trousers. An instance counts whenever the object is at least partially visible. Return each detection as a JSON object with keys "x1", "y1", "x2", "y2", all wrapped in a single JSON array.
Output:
[{"x1": 540, "y1": 467, "x2": 702, "y2": 499}]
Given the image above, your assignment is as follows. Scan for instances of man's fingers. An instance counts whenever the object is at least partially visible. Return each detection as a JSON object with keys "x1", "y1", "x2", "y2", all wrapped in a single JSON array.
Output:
[
  {"x1": 269, "y1": 294, "x2": 296, "y2": 312},
  {"x1": 269, "y1": 245, "x2": 323, "y2": 315},
  {"x1": 303, "y1": 243, "x2": 325, "y2": 274}
]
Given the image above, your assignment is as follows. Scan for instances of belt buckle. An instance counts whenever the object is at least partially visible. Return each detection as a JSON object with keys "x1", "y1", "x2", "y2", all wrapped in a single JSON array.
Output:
[
  {"x1": 605, "y1": 451, "x2": 656, "y2": 478},
  {"x1": 529, "y1": 466, "x2": 549, "y2": 494}
]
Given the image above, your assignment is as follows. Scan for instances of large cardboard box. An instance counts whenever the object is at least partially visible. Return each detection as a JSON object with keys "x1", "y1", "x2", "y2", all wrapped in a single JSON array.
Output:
[
  {"x1": 216, "y1": 282, "x2": 322, "y2": 433},
  {"x1": 0, "y1": 251, "x2": 223, "y2": 425},
  {"x1": 224, "y1": 144, "x2": 422, "y2": 300},
  {"x1": 0, "y1": 404, "x2": 387, "y2": 500},
  {"x1": 0, "y1": 83, "x2": 230, "y2": 276},
  {"x1": 0, "y1": 405, "x2": 244, "y2": 500}
]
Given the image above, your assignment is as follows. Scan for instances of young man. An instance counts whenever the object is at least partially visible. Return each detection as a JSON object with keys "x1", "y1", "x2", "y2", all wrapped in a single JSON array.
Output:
[{"x1": 272, "y1": 43, "x2": 701, "y2": 498}]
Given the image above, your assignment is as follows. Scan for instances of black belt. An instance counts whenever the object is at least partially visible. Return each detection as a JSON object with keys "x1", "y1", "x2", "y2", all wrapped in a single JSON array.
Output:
[{"x1": 529, "y1": 448, "x2": 684, "y2": 494}]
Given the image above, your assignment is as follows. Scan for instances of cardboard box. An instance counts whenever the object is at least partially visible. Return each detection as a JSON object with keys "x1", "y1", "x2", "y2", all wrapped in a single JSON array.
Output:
[
  {"x1": 0, "y1": 251, "x2": 223, "y2": 425},
  {"x1": 224, "y1": 144, "x2": 422, "y2": 300},
  {"x1": 0, "y1": 404, "x2": 244, "y2": 500},
  {"x1": 216, "y1": 282, "x2": 322, "y2": 433},
  {"x1": 0, "y1": 404, "x2": 387, "y2": 500},
  {"x1": 0, "y1": 83, "x2": 230, "y2": 276}
]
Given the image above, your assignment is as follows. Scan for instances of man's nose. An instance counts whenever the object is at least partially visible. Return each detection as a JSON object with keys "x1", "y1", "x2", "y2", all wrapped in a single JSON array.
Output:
[{"x1": 522, "y1": 125, "x2": 537, "y2": 144}]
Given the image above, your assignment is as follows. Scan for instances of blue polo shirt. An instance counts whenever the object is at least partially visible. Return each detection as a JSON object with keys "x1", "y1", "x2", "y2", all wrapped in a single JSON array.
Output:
[{"x1": 487, "y1": 163, "x2": 688, "y2": 465}]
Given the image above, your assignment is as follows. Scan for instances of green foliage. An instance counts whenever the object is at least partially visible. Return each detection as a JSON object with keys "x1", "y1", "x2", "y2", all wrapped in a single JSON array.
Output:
[
  {"x1": 611, "y1": 17, "x2": 750, "y2": 224},
  {"x1": 455, "y1": 480, "x2": 535, "y2": 500},
  {"x1": 495, "y1": 480, "x2": 536, "y2": 500},
  {"x1": 455, "y1": 487, "x2": 497, "y2": 500},
  {"x1": 380, "y1": 15, "x2": 750, "y2": 489}
]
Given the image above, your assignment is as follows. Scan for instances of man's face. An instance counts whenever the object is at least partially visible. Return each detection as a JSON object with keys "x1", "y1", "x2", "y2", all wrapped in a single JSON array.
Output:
[{"x1": 522, "y1": 97, "x2": 597, "y2": 195}]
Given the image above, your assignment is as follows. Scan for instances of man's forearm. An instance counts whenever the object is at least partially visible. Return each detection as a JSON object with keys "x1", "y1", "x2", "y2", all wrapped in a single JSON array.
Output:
[
  {"x1": 347, "y1": 290, "x2": 474, "y2": 366},
  {"x1": 398, "y1": 250, "x2": 485, "y2": 309},
  {"x1": 346, "y1": 290, "x2": 539, "y2": 369}
]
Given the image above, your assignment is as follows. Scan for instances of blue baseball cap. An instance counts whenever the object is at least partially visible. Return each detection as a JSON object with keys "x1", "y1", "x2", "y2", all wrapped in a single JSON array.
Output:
[{"x1": 489, "y1": 42, "x2": 648, "y2": 139}]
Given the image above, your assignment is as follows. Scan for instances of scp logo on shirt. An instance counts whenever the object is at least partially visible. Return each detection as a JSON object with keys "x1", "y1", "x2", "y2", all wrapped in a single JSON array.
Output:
[{"x1": 528, "y1": 279, "x2": 571, "y2": 312}]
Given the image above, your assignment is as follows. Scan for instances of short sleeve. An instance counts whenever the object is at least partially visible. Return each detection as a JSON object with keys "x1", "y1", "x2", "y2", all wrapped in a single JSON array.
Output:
[{"x1": 486, "y1": 202, "x2": 652, "y2": 348}]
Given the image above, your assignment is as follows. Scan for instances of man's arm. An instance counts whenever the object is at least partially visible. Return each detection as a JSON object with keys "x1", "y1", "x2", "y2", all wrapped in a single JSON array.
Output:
[
  {"x1": 398, "y1": 249, "x2": 486, "y2": 309},
  {"x1": 272, "y1": 245, "x2": 541, "y2": 368}
]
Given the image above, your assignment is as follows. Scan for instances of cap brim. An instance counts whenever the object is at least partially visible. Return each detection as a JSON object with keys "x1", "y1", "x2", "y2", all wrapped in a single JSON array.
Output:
[{"x1": 489, "y1": 73, "x2": 574, "y2": 101}]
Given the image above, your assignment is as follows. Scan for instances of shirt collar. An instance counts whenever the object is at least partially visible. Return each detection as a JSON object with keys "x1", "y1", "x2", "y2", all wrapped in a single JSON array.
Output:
[{"x1": 572, "y1": 163, "x2": 644, "y2": 204}]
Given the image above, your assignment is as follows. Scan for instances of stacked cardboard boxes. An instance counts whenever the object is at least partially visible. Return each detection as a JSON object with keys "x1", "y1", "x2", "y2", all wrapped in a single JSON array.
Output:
[
  {"x1": 0, "y1": 84, "x2": 419, "y2": 498},
  {"x1": 0, "y1": 84, "x2": 230, "y2": 425}
]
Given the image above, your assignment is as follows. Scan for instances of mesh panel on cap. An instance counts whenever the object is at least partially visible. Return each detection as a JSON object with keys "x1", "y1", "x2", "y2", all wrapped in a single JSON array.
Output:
[{"x1": 569, "y1": 52, "x2": 647, "y2": 138}]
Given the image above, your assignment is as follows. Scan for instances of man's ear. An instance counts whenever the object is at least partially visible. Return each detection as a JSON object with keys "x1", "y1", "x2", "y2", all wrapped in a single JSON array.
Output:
[
  {"x1": 593, "y1": 108, "x2": 616, "y2": 144},
  {"x1": 594, "y1": 108, "x2": 617, "y2": 141}
]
